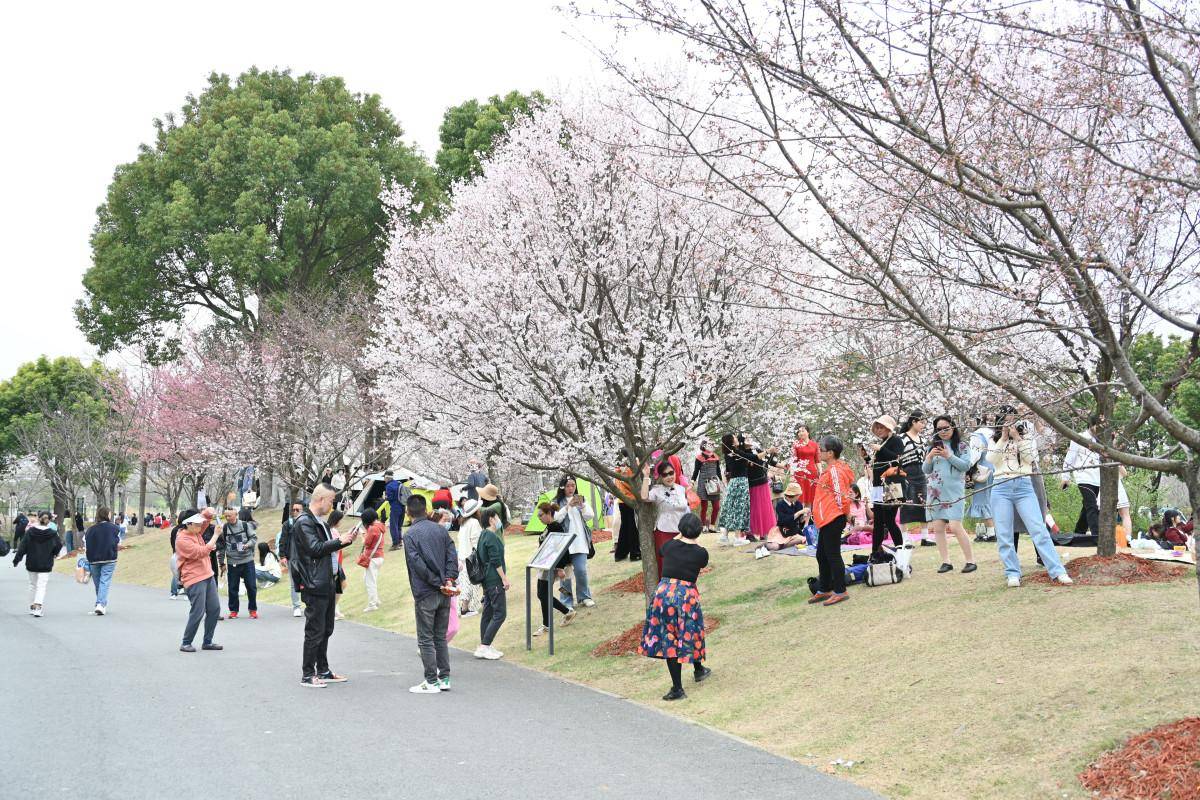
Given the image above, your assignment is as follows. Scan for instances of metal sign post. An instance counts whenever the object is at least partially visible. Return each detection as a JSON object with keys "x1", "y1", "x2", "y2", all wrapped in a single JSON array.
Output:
[{"x1": 525, "y1": 531, "x2": 573, "y2": 656}]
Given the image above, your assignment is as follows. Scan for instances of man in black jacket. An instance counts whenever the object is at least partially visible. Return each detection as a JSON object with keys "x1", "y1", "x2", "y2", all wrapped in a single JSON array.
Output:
[
  {"x1": 277, "y1": 501, "x2": 305, "y2": 617},
  {"x1": 289, "y1": 484, "x2": 359, "y2": 688},
  {"x1": 403, "y1": 494, "x2": 459, "y2": 694}
]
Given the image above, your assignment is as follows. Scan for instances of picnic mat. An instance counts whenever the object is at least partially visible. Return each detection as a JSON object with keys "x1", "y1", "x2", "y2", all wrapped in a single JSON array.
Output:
[{"x1": 741, "y1": 544, "x2": 872, "y2": 557}]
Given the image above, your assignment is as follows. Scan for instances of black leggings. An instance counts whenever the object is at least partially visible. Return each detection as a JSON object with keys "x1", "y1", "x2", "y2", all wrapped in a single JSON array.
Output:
[
  {"x1": 817, "y1": 516, "x2": 848, "y2": 594},
  {"x1": 872, "y1": 502, "x2": 903, "y2": 551},
  {"x1": 667, "y1": 657, "x2": 705, "y2": 691},
  {"x1": 614, "y1": 503, "x2": 641, "y2": 560},
  {"x1": 536, "y1": 579, "x2": 570, "y2": 626}
]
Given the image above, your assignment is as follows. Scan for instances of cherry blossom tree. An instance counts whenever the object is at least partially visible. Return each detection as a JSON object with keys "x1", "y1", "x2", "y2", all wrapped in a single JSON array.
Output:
[
  {"x1": 370, "y1": 99, "x2": 790, "y2": 594},
  {"x1": 589, "y1": 0, "x2": 1200, "y2": 561}
]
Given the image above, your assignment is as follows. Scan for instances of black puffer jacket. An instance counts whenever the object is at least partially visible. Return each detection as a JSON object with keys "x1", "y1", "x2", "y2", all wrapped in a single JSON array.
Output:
[
  {"x1": 14, "y1": 526, "x2": 64, "y2": 573},
  {"x1": 287, "y1": 511, "x2": 347, "y2": 596}
]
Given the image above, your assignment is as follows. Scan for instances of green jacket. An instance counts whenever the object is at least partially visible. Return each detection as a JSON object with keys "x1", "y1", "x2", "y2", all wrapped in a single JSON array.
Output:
[{"x1": 477, "y1": 527, "x2": 506, "y2": 589}]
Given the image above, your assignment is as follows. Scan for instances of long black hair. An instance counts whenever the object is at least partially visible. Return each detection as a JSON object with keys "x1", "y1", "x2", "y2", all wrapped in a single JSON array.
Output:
[
  {"x1": 553, "y1": 475, "x2": 577, "y2": 505},
  {"x1": 900, "y1": 409, "x2": 926, "y2": 435},
  {"x1": 930, "y1": 415, "x2": 962, "y2": 455}
]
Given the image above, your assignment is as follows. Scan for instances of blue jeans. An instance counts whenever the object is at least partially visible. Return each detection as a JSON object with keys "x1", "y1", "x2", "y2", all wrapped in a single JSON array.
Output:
[
  {"x1": 992, "y1": 476, "x2": 1066, "y2": 579},
  {"x1": 388, "y1": 502, "x2": 404, "y2": 547},
  {"x1": 255, "y1": 568, "x2": 280, "y2": 586},
  {"x1": 558, "y1": 553, "x2": 592, "y2": 606},
  {"x1": 90, "y1": 562, "x2": 116, "y2": 606}
]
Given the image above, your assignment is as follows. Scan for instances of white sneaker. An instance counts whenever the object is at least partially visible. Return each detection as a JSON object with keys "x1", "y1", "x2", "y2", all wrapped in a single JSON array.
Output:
[
  {"x1": 362, "y1": 605, "x2": 378, "y2": 613},
  {"x1": 733, "y1": 535, "x2": 749, "y2": 545},
  {"x1": 533, "y1": 624, "x2": 547, "y2": 637},
  {"x1": 482, "y1": 645, "x2": 503, "y2": 660},
  {"x1": 754, "y1": 546, "x2": 770, "y2": 560},
  {"x1": 1006, "y1": 576, "x2": 1021, "y2": 588},
  {"x1": 717, "y1": 534, "x2": 731, "y2": 546},
  {"x1": 32, "y1": 606, "x2": 43, "y2": 617},
  {"x1": 1054, "y1": 574, "x2": 1074, "y2": 585},
  {"x1": 293, "y1": 607, "x2": 303, "y2": 617},
  {"x1": 168, "y1": 594, "x2": 180, "y2": 600},
  {"x1": 96, "y1": 605, "x2": 106, "y2": 616},
  {"x1": 474, "y1": 645, "x2": 488, "y2": 659},
  {"x1": 409, "y1": 680, "x2": 441, "y2": 694},
  {"x1": 562, "y1": 610, "x2": 577, "y2": 626},
  {"x1": 582, "y1": 599, "x2": 596, "y2": 608}
]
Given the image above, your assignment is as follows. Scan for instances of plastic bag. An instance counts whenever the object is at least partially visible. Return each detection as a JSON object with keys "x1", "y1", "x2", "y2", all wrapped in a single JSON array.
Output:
[
  {"x1": 445, "y1": 598, "x2": 460, "y2": 642},
  {"x1": 891, "y1": 544, "x2": 914, "y2": 576}
]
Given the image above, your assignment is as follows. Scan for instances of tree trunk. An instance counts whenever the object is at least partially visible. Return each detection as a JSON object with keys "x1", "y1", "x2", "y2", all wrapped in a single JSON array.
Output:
[
  {"x1": 1097, "y1": 463, "x2": 1119, "y2": 557},
  {"x1": 635, "y1": 500, "x2": 660, "y2": 604},
  {"x1": 136, "y1": 461, "x2": 147, "y2": 537},
  {"x1": 1182, "y1": 456, "x2": 1200, "y2": 609}
]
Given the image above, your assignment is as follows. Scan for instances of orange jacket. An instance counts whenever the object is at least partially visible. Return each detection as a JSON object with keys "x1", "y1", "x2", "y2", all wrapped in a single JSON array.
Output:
[
  {"x1": 175, "y1": 528, "x2": 216, "y2": 588},
  {"x1": 813, "y1": 460, "x2": 855, "y2": 528}
]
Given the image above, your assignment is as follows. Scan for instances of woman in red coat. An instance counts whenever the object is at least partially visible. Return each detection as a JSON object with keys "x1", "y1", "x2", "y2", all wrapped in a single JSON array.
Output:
[{"x1": 791, "y1": 424, "x2": 820, "y2": 507}]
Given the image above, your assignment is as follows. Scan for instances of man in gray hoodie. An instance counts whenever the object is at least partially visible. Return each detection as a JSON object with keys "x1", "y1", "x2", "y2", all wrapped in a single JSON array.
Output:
[{"x1": 219, "y1": 508, "x2": 259, "y2": 619}]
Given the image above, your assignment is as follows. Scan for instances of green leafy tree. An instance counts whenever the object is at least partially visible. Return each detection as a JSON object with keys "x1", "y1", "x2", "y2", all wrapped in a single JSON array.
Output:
[
  {"x1": 435, "y1": 90, "x2": 545, "y2": 190},
  {"x1": 0, "y1": 357, "x2": 116, "y2": 516},
  {"x1": 77, "y1": 68, "x2": 442, "y2": 362}
]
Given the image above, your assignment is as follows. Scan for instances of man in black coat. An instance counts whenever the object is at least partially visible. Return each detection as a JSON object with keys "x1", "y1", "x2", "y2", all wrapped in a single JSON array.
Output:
[
  {"x1": 277, "y1": 500, "x2": 305, "y2": 617},
  {"x1": 289, "y1": 484, "x2": 359, "y2": 688}
]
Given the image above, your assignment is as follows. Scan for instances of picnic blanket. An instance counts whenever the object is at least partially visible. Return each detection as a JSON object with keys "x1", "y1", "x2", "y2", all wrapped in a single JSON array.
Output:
[{"x1": 743, "y1": 544, "x2": 872, "y2": 557}]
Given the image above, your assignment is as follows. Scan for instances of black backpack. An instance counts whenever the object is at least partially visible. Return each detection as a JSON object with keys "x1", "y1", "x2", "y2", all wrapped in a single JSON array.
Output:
[{"x1": 464, "y1": 548, "x2": 486, "y2": 585}]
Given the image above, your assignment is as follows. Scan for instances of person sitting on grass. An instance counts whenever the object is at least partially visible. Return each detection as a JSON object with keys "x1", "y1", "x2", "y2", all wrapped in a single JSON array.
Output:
[
  {"x1": 756, "y1": 485, "x2": 809, "y2": 555},
  {"x1": 639, "y1": 513, "x2": 712, "y2": 702},
  {"x1": 1163, "y1": 510, "x2": 1193, "y2": 547},
  {"x1": 256, "y1": 542, "x2": 281, "y2": 587}
]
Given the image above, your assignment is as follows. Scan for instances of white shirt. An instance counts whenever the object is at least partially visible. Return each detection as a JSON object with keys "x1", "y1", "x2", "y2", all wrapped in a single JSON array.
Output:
[
  {"x1": 1062, "y1": 431, "x2": 1100, "y2": 486},
  {"x1": 457, "y1": 517, "x2": 483, "y2": 560},
  {"x1": 648, "y1": 485, "x2": 690, "y2": 533},
  {"x1": 331, "y1": 472, "x2": 346, "y2": 491},
  {"x1": 554, "y1": 498, "x2": 594, "y2": 555}
]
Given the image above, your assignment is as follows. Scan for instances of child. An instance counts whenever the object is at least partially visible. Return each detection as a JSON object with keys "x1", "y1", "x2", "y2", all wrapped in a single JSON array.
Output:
[
  {"x1": 327, "y1": 510, "x2": 347, "y2": 620},
  {"x1": 75, "y1": 552, "x2": 92, "y2": 584},
  {"x1": 256, "y1": 541, "x2": 281, "y2": 588},
  {"x1": 12, "y1": 512, "x2": 64, "y2": 617}
]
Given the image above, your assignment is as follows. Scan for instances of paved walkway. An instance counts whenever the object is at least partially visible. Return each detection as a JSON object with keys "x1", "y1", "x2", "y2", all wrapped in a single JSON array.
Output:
[{"x1": 2, "y1": 562, "x2": 879, "y2": 799}]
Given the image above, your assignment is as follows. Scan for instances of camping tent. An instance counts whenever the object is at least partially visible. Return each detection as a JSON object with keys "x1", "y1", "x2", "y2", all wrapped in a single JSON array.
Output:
[
  {"x1": 523, "y1": 476, "x2": 608, "y2": 534},
  {"x1": 347, "y1": 467, "x2": 444, "y2": 518}
]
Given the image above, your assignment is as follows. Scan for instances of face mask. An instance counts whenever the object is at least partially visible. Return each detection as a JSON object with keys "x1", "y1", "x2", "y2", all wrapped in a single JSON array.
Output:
[{"x1": 441, "y1": 522, "x2": 452, "y2": 531}]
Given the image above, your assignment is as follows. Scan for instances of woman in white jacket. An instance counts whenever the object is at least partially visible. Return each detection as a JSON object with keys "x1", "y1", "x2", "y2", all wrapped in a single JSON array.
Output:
[
  {"x1": 456, "y1": 499, "x2": 485, "y2": 615},
  {"x1": 553, "y1": 476, "x2": 596, "y2": 609}
]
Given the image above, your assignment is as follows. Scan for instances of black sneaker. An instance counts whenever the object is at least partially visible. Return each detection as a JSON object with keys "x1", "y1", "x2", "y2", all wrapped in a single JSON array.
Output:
[
  {"x1": 300, "y1": 676, "x2": 326, "y2": 689},
  {"x1": 318, "y1": 671, "x2": 348, "y2": 683},
  {"x1": 179, "y1": 644, "x2": 196, "y2": 653},
  {"x1": 920, "y1": 539, "x2": 937, "y2": 547},
  {"x1": 962, "y1": 563, "x2": 978, "y2": 573},
  {"x1": 937, "y1": 563, "x2": 953, "y2": 573},
  {"x1": 662, "y1": 687, "x2": 687, "y2": 701},
  {"x1": 694, "y1": 666, "x2": 712, "y2": 683},
  {"x1": 201, "y1": 643, "x2": 223, "y2": 651}
]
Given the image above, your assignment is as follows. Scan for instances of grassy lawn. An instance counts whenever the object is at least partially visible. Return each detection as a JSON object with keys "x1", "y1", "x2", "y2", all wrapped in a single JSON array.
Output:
[{"x1": 74, "y1": 511, "x2": 1198, "y2": 800}]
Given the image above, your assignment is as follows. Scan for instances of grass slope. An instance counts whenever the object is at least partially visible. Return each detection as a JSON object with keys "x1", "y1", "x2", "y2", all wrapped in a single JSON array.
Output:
[{"x1": 70, "y1": 516, "x2": 1197, "y2": 800}]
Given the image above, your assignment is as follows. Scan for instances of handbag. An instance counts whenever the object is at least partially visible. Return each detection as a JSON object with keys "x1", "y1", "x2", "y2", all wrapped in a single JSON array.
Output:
[
  {"x1": 865, "y1": 561, "x2": 904, "y2": 586},
  {"x1": 704, "y1": 477, "x2": 722, "y2": 496},
  {"x1": 355, "y1": 524, "x2": 381, "y2": 569}
]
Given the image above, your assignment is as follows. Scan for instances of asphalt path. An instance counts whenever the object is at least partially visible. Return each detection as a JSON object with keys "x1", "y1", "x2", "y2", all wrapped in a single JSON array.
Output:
[{"x1": 2, "y1": 561, "x2": 880, "y2": 800}]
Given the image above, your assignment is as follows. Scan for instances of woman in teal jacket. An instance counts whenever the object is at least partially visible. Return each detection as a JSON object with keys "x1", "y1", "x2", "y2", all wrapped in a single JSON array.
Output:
[{"x1": 922, "y1": 415, "x2": 977, "y2": 574}]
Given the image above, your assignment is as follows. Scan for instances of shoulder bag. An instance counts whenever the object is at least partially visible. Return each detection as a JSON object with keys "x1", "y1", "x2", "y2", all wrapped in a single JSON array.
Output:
[{"x1": 355, "y1": 524, "x2": 381, "y2": 569}]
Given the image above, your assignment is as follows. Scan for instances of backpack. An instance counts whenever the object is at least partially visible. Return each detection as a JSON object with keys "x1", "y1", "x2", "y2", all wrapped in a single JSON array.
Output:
[
  {"x1": 464, "y1": 548, "x2": 486, "y2": 585},
  {"x1": 0, "y1": 537, "x2": 8, "y2": 557}
]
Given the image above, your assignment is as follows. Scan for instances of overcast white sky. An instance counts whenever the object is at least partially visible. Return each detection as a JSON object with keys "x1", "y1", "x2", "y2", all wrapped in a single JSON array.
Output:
[{"x1": 0, "y1": 0, "x2": 620, "y2": 380}]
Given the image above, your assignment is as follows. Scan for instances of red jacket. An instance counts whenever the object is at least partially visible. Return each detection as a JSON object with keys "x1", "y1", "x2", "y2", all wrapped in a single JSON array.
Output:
[
  {"x1": 813, "y1": 460, "x2": 855, "y2": 528},
  {"x1": 1165, "y1": 520, "x2": 1192, "y2": 546}
]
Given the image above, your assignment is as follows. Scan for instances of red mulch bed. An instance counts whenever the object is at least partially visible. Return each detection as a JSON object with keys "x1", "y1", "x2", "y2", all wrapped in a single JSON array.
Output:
[
  {"x1": 591, "y1": 617, "x2": 722, "y2": 658},
  {"x1": 1079, "y1": 717, "x2": 1200, "y2": 799},
  {"x1": 606, "y1": 574, "x2": 647, "y2": 594},
  {"x1": 1025, "y1": 553, "x2": 1189, "y2": 587},
  {"x1": 592, "y1": 530, "x2": 613, "y2": 543}
]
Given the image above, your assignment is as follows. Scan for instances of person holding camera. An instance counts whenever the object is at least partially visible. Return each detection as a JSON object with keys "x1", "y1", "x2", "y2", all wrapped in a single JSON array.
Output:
[
  {"x1": 869, "y1": 415, "x2": 906, "y2": 553},
  {"x1": 987, "y1": 406, "x2": 1072, "y2": 587},
  {"x1": 922, "y1": 416, "x2": 977, "y2": 574}
]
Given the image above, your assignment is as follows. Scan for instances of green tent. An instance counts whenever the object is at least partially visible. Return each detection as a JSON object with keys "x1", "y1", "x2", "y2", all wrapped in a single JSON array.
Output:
[{"x1": 523, "y1": 476, "x2": 608, "y2": 534}]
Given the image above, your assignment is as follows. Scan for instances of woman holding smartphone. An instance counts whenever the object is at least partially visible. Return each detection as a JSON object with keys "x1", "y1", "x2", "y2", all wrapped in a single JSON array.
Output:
[{"x1": 922, "y1": 416, "x2": 977, "y2": 574}]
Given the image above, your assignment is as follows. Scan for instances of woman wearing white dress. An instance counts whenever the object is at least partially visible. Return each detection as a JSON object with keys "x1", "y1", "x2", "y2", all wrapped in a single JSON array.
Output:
[{"x1": 455, "y1": 498, "x2": 485, "y2": 615}]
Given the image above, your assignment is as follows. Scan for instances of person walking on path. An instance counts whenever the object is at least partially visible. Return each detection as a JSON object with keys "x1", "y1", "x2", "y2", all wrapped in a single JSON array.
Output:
[
  {"x1": 357, "y1": 507, "x2": 387, "y2": 612},
  {"x1": 219, "y1": 508, "x2": 259, "y2": 620},
  {"x1": 988, "y1": 406, "x2": 1073, "y2": 588},
  {"x1": 83, "y1": 507, "x2": 121, "y2": 615},
  {"x1": 175, "y1": 509, "x2": 224, "y2": 652},
  {"x1": 289, "y1": 484, "x2": 359, "y2": 688},
  {"x1": 12, "y1": 511, "x2": 63, "y2": 617},
  {"x1": 403, "y1": 494, "x2": 460, "y2": 694},
  {"x1": 277, "y1": 501, "x2": 305, "y2": 617},
  {"x1": 1060, "y1": 414, "x2": 1102, "y2": 541},
  {"x1": 553, "y1": 476, "x2": 596, "y2": 610},
  {"x1": 922, "y1": 416, "x2": 978, "y2": 574},
  {"x1": 12, "y1": 511, "x2": 28, "y2": 553},
  {"x1": 639, "y1": 513, "x2": 711, "y2": 702},
  {"x1": 474, "y1": 508, "x2": 509, "y2": 660},
  {"x1": 808, "y1": 436, "x2": 855, "y2": 607},
  {"x1": 791, "y1": 425, "x2": 820, "y2": 507},
  {"x1": 691, "y1": 442, "x2": 724, "y2": 532}
]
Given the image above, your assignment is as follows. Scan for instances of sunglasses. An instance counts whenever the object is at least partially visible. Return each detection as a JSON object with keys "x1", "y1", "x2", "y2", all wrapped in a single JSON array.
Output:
[
  {"x1": 935, "y1": 426, "x2": 953, "y2": 432},
  {"x1": 660, "y1": 470, "x2": 675, "y2": 477}
]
